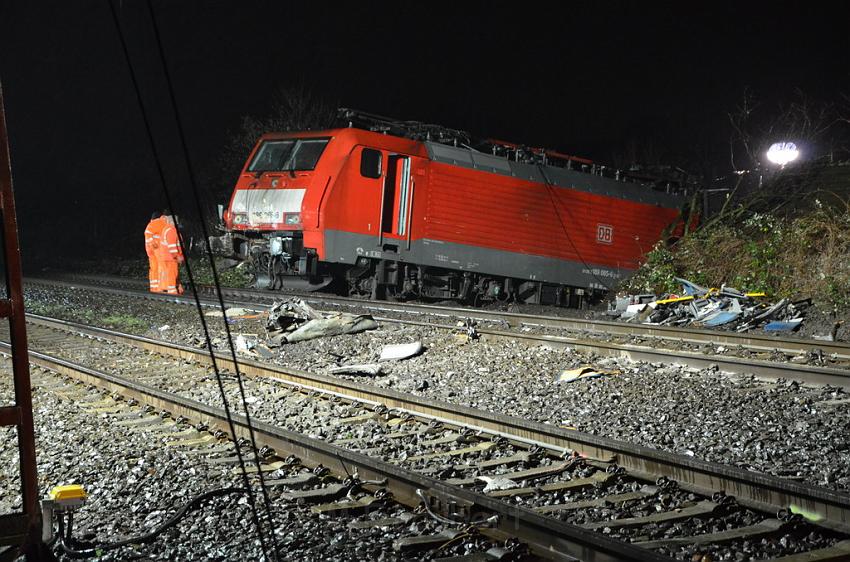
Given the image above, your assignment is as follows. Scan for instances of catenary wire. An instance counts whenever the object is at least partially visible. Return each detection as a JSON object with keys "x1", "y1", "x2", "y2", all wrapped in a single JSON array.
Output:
[
  {"x1": 105, "y1": 1, "x2": 276, "y2": 559},
  {"x1": 141, "y1": 1, "x2": 280, "y2": 557}
]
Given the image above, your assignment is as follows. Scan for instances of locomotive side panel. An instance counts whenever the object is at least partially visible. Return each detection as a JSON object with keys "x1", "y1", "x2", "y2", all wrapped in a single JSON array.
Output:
[
  {"x1": 319, "y1": 144, "x2": 385, "y2": 256},
  {"x1": 324, "y1": 145, "x2": 682, "y2": 290}
]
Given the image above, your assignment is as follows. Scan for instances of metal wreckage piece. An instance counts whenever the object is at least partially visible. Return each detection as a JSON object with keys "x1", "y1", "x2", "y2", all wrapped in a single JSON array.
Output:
[
  {"x1": 265, "y1": 298, "x2": 379, "y2": 345},
  {"x1": 612, "y1": 277, "x2": 810, "y2": 333}
]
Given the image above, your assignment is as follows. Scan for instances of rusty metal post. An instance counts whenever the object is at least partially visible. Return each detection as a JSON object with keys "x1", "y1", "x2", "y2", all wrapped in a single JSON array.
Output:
[{"x1": 0, "y1": 79, "x2": 44, "y2": 560}]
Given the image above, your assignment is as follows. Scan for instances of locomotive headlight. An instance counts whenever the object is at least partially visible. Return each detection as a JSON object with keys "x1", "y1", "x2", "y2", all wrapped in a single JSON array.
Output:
[
  {"x1": 284, "y1": 213, "x2": 301, "y2": 225},
  {"x1": 233, "y1": 214, "x2": 248, "y2": 225}
]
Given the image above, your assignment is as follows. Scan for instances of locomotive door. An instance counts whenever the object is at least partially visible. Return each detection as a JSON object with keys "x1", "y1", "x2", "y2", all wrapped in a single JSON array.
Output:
[{"x1": 379, "y1": 154, "x2": 415, "y2": 249}]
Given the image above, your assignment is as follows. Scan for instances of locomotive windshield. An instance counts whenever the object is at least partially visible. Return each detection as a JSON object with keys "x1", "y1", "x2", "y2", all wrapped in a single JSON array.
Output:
[{"x1": 248, "y1": 138, "x2": 329, "y2": 173}]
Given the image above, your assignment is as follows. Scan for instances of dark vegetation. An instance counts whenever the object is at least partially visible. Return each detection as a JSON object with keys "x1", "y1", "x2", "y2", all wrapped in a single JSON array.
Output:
[{"x1": 625, "y1": 91, "x2": 850, "y2": 309}]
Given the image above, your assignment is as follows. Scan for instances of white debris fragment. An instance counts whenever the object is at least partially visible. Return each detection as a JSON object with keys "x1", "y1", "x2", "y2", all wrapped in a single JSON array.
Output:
[
  {"x1": 235, "y1": 335, "x2": 254, "y2": 353},
  {"x1": 205, "y1": 307, "x2": 253, "y2": 318},
  {"x1": 379, "y1": 342, "x2": 423, "y2": 361},
  {"x1": 476, "y1": 476, "x2": 519, "y2": 492},
  {"x1": 328, "y1": 364, "x2": 383, "y2": 376}
]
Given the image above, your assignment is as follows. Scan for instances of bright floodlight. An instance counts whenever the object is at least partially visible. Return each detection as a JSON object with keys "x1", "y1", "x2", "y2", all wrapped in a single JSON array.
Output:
[{"x1": 766, "y1": 142, "x2": 800, "y2": 166}]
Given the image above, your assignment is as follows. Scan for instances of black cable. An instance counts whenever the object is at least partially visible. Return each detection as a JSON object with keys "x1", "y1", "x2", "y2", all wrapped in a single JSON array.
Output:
[
  {"x1": 542, "y1": 180, "x2": 615, "y2": 293},
  {"x1": 104, "y1": 2, "x2": 274, "y2": 560},
  {"x1": 57, "y1": 487, "x2": 246, "y2": 557},
  {"x1": 141, "y1": 1, "x2": 280, "y2": 557}
]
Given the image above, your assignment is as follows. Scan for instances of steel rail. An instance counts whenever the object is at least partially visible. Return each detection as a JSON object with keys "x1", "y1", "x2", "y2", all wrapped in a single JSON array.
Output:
[
  {"x1": 21, "y1": 314, "x2": 850, "y2": 533},
  {"x1": 0, "y1": 343, "x2": 667, "y2": 562},
  {"x1": 28, "y1": 274, "x2": 850, "y2": 359},
  {"x1": 25, "y1": 277, "x2": 850, "y2": 389}
]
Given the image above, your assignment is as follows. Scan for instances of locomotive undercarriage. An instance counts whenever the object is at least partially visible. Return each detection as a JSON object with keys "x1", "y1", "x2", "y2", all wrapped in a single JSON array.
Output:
[
  {"x1": 209, "y1": 231, "x2": 332, "y2": 291},
  {"x1": 345, "y1": 257, "x2": 591, "y2": 307},
  {"x1": 210, "y1": 232, "x2": 593, "y2": 306}
]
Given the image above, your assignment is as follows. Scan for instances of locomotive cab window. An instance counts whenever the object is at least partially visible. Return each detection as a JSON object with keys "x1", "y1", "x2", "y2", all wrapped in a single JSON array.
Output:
[
  {"x1": 248, "y1": 138, "x2": 329, "y2": 173},
  {"x1": 360, "y1": 148, "x2": 382, "y2": 179}
]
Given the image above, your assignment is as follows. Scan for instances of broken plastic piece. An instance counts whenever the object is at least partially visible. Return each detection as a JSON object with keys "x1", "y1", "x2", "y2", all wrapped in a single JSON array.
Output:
[
  {"x1": 379, "y1": 342, "x2": 423, "y2": 361},
  {"x1": 477, "y1": 476, "x2": 519, "y2": 493},
  {"x1": 557, "y1": 366, "x2": 620, "y2": 383},
  {"x1": 764, "y1": 318, "x2": 803, "y2": 332},
  {"x1": 329, "y1": 364, "x2": 383, "y2": 376},
  {"x1": 675, "y1": 277, "x2": 709, "y2": 296},
  {"x1": 702, "y1": 311, "x2": 741, "y2": 327},
  {"x1": 655, "y1": 295, "x2": 694, "y2": 305}
]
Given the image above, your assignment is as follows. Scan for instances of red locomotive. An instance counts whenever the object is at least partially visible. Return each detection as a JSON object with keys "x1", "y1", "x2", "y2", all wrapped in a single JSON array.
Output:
[{"x1": 211, "y1": 110, "x2": 688, "y2": 306}]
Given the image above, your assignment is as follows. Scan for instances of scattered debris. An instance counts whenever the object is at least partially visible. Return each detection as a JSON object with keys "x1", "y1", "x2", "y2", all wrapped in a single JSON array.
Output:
[
  {"x1": 611, "y1": 278, "x2": 810, "y2": 333},
  {"x1": 158, "y1": 324, "x2": 170, "y2": 332},
  {"x1": 764, "y1": 319, "x2": 804, "y2": 332},
  {"x1": 453, "y1": 318, "x2": 480, "y2": 344},
  {"x1": 285, "y1": 314, "x2": 379, "y2": 343},
  {"x1": 557, "y1": 366, "x2": 620, "y2": 383},
  {"x1": 328, "y1": 364, "x2": 383, "y2": 376},
  {"x1": 204, "y1": 307, "x2": 254, "y2": 318},
  {"x1": 476, "y1": 475, "x2": 519, "y2": 493},
  {"x1": 379, "y1": 342, "x2": 424, "y2": 361},
  {"x1": 235, "y1": 334, "x2": 255, "y2": 353},
  {"x1": 263, "y1": 298, "x2": 378, "y2": 345},
  {"x1": 813, "y1": 321, "x2": 843, "y2": 342}
]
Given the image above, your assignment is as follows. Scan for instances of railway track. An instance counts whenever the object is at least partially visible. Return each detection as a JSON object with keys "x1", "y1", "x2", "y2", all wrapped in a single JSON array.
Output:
[
  {"x1": 26, "y1": 275, "x2": 850, "y2": 389},
  {"x1": 5, "y1": 314, "x2": 850, "y2": 560},
  {"x1": 6, "y1": 361, "x2": 540, "y2": 560}
]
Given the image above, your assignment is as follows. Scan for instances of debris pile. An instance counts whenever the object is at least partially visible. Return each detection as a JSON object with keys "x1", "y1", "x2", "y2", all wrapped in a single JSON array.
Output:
[
  {"x1": 265, "y1": 298, "x2": 379, "y2": 345},
  {"x1": 610, "y1": 278, "x2": 810, "y2": 333}
]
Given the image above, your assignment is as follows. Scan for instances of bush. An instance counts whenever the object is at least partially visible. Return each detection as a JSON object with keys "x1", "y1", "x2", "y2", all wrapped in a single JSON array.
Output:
[
  {"x1": 622, "y1": 203, "x2": 850, "y2": 309},
  {"x1": 184, "y1": 257, "x2": 252, "y2": 288}
]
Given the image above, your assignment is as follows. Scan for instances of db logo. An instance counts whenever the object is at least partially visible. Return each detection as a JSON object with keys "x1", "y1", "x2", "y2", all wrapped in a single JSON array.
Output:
[{"x1": 596, "y1": 224, "x2": 613, "y2": 245}]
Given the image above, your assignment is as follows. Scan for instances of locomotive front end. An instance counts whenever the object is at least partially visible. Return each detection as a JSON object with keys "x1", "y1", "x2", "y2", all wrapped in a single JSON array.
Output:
[{"x1": 211, "y1": 133, "x2": 332, "y2": 290}]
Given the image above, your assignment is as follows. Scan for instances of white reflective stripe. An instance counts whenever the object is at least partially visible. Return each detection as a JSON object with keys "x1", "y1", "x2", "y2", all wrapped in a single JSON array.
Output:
[
  {"x1": 231, "y1": 188, "x2": 305, "y2": 225},
  {"x1": 152, "y1": 235, "x2": 161, "y2": 239}
]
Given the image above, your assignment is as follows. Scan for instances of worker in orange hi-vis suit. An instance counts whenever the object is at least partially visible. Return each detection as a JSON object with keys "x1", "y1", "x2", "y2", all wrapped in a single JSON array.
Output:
[
  {"x1": 157, "y1": 213, "x2": 185, "y2": 295},
  {"x1": 143, "y1": 211, "x2": 165, "y2": 293}
]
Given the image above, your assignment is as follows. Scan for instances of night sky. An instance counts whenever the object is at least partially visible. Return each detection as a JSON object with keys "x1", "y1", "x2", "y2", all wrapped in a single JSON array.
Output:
[{"x1": 0, "y1": 2, "x2": 847, "y2": 262}]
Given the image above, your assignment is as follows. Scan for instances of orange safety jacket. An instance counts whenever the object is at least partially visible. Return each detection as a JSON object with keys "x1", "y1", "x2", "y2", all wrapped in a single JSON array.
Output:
[
  {"x1": 157, "y1": 224, "x2": 184, "y2": 262},
  {"x1": 144, "y1": 217, "x2": 166, "y2": 257}
]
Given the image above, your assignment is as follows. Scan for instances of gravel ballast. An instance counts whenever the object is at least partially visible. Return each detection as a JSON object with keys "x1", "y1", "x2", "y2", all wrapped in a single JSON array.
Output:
[{"x1": 23, "y1": 285, "x2": 850, "y2": 491}]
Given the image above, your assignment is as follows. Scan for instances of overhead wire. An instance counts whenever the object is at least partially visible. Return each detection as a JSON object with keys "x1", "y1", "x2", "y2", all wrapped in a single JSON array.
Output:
[
  {"x1": 542, "y1": 180, "x2": 616, "y2": 293},
  {"x1": 105, "y1": 1, "x2": 278, "y2": 559},
  {"x1": 141, "y1": 1, "x2": 280, "y2": 557}
]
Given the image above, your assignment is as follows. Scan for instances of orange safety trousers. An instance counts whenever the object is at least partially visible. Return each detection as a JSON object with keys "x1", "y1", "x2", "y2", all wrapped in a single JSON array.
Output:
[
  {"x1": 158, "y1": 261, "x2": 183, "y2": 295},
  {"x1": 157, "y1": 224, "x2": 184, "y2": 295},
  {"x1": 144, "y1": 217, "x2": 166, "y2": 293}
]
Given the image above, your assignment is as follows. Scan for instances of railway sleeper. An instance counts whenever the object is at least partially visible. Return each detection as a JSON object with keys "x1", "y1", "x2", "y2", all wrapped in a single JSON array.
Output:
[
  {"x1": 635, "y1": 517, "x2": 790, "y2": 548},
  {"x1": 581, "y1": 499, "x2": 720, "y2": 531},
  {"x1": 446, "y1": 460, "x2": 574, "y2": 487},
  {"x1": 534, "y1": 488, "x2": 659, "y2": 514},
  {"x1": 311, "y1": 492, "x2": 387, "y2": 516},
  {"x1": 772, "y1": 539, "x2": 850, "y2": 562}
]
